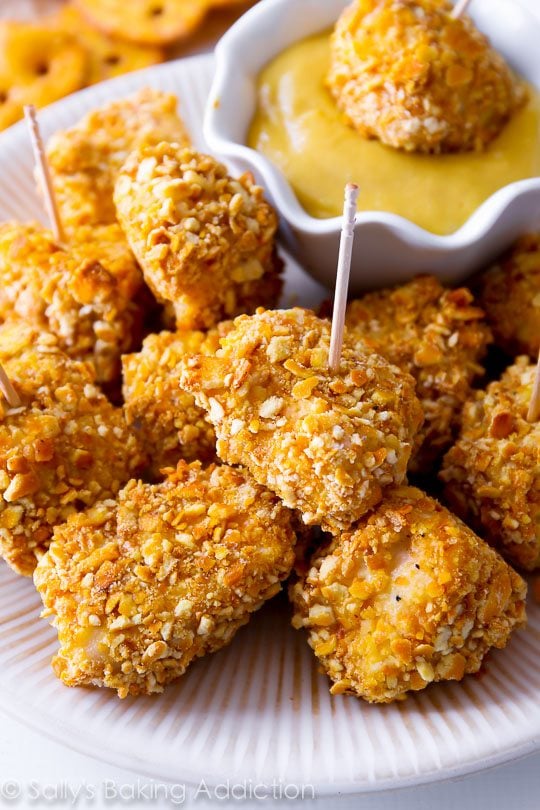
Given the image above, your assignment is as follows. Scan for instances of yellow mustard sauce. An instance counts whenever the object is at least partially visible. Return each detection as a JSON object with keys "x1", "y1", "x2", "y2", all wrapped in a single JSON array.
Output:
[{"x1": 248, "y1": 33, "x2": 540, "y2": 234}]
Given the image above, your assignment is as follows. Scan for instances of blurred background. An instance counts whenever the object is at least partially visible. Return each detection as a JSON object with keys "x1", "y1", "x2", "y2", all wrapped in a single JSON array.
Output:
[{"x1": 0, "y1": 0, "x2": 258, "y2": 131}]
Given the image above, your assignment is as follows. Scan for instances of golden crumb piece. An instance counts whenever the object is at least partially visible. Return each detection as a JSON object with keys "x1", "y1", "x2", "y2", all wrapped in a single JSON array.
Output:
[
  {"x1": 115, "y1": 143, "x2": 283, "y2": 329},
  {"x1": 34, "y1": 461, "x2": 296, "y2": 697},
  {"x1": 52, "y1": 5, "x2": 164, "y2": 86},
  {"x1": 0, "y1": 222, "x2": 143, "y2": 385},
  {"x1": 327, "y1": 0, "x2": 526, "y2": 153},
  {"x1": 0, "y1": 21, "x2": 87, "y2": 131},
  {"x1": 180, "y1": 308, "x2": 423, "y2": 531},
  {"x1": 74, "y1": 0, "x2": 208, "y2": 46},
  {"x1": 344, "y1": 275, "x2": 492, "y2": 472},
  {"x1": 68, "y1": 223, "x2": 144, "y2": 303},
  {"x1": 122, "y1": 323, "x2": 231, "y2": 477},
  {"x1": 290, "y1": 485, "x2": 527, "y2": 703},
  {"x1": 0, "y1": 322, "x2": 146, "y2": 577},
  {"x1": 47, "y1": 87, "x2": 190, "y2": 230},
  {"x1": 440, "y1": 357, "x2": 540, "y2": 571},
  {"x1": 476, "y1": 234, "x2": 540, "y2": 358}
]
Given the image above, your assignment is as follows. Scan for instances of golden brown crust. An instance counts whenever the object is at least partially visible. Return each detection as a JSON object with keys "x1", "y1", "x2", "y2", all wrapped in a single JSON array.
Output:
[
  {"x1": 34, "y1": 461, "x2": 296, "y2": 697},
  {"x1": 344, "y1": 276, "x2": 492, "y2": 472},
  {"x1": 440, "y1": 357, "x2": 540, "y2": 571},
  {"x1": 122, "y1": 325, "x2": 232, "y2": 478},
  {"x1": 0, "y1": 222, "x2": 143, "y2": 385},
  {"x1": 290, "y1": 485, "x2": 527, "y2": 703},
  {"x1": 476, "y1": 234, "x2": 540, "y2": 358},
  {"x1": 327, "y1": 0, "x2": 526, "y2": 153},
  {"x1": 180, "y1": 308, "x2": 423, "y2": 531},
  {"x1": 47, "y1": 87, "x2": 190, "y2": 229},
  {"x1": 0, "y1": 322, "x2": 146, "y2": 577},
  {"x1": 115, "y1": 143, "x2": 283, "y2": 329}
]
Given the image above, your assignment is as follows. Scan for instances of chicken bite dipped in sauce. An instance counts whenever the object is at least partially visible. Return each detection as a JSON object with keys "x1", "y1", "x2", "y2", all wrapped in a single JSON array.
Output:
[
  {"x1": 476, "y1": 233, "x2": 540, "y2": 358},
  {"x1": 114, "y1": 144, "x2": 283, "y2": 329},
  {"x1": 343, "y1": 275, "x2": 492, "y2": 472},
  {"x1": 180, "y1": 308, "x2": 423, "y2": 531},
  {"x1": 122, "y1": 323, "x2": 231, "y2": 479},
  {"x1": 0, "y1": 222, "x2": 143, "y2": 386},
  {"x1": 290, "y1": 486, "x2": 526, "y2": 703},
  {"x1": 34, "y1": 461, "x2": 296, "y2": 698},
  {"x1": 440, "y1": 357, "x2": 540, "y2": 571},
  {"x1": 0, "y1": 322, "x2": 145, "y2": 577},
  {"x1": 327, "y1": 0, "x2": 526, "y2": 154}
]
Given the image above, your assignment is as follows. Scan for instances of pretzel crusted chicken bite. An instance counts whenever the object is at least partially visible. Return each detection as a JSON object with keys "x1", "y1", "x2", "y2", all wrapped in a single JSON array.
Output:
[
  {"x1": 476, "y1": 233, "x2": 540, "y2": 358},
  {"x1": 290, "y1": 486, "x2": 527, "y2": 703},
  {"x1": 327, "y1": 0, "x2": 526, "y2": 154},
  {"x1": 0, "y1": 323, "x2": 145, "y2": 577},
  {"x1": 47, "y1": 87, "x2": 190, "y2": 230},
  {"x1": 0, "y1": 222, "x2": 143, "y2": 385},
  {"x1": 180, "y1": 308, "x2": 423, "y2": 531},
  {"x1": 34, "y1": 462, "x2": 296, "y2": 697},
  {"x1": 114, "y1": 143, "x2": 283, "y2": 329},
  {"x1": 441, "y1": 357, "x2": 540, "y2": 571},
  {"x1": 122, "y1": 324, "x2": 231, "y2": 478},
  {"x1": 344, "y1": 276, "x2": 491, "y2": 472}
]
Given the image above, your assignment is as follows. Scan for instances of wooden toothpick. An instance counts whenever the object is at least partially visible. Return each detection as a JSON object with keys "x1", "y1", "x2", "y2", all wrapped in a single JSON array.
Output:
[
  {"x1": 23, "y1": 105, "x2": 65, "y2": 244},
  {"x1": 328, "y1": 183, "x2": 359, "y2": 373},
  {"x1": 451, "y1": 0, "x2": 472, "y2": 19},
  {"x1": 527, "y1": 348, "x2": 540, "y2": 423},
  {"x1": 0, "y1": 363, "x2": 20, "y2": 408}
]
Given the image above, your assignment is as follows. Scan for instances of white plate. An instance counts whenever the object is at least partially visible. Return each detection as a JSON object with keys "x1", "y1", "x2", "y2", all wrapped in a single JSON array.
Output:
[{"x1": 0, "y1": 56, "x2": 538, "y2": 797}]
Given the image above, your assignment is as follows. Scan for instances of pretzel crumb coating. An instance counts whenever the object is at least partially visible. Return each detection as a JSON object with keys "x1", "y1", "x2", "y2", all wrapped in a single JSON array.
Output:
[
  {"x1": 290, "y1": 486, "x2": 527, "y2": 703},
  {"x1": 476, "y1": 234, "x2": 540, "y2": 358},
  {"x1": 440, "y1": 357, "x2": 540, "y2": 571},
  {"x1": 344, "y1": 276, "x2": 492, "y2": 472},
  {"x1": 0, "y1": 323, "x2": 145, "y2": 577},
  {"x1": 47, "y1": 87, "x2": 190, "y2": 230},
  {"x1": 327, "y1": 0, "x2": 526, "y2": 154},
  {"x1": 0, "y1": 222, "x2": 143, "y2": 385},
  {"x1": 114, "y1": 143, "x2": 283, "y2": 329},
  {"x1": 122, "y1": 324, "x2": 232, "y2": 478},
  {"x1": 180, "y1": 308, "x2": 423, "y2": 531},
  {"x1": 34, "y1": 462, "x2": 296, "y2": 697}
]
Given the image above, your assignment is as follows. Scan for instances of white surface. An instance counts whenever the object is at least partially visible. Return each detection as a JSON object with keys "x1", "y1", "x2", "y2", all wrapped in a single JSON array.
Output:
[
  {"x1": 0, "y1": 2, "x2": 540, "y2": 807},
  {"x1": 206, "y1": 0, "x2": 540, "y2": 292}
]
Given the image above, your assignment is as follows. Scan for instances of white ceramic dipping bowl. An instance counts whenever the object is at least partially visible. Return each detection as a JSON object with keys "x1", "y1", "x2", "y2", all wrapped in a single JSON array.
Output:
[{"x1": 204, "y1": 0, "x2": 540, "y2": 293}]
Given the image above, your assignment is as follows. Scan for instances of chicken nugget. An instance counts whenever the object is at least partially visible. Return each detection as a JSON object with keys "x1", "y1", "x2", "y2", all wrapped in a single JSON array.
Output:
[
  {"x1": 290, "y1": 486, "x2": 527, "y2": 703},
  {"x1": 122, "y1": 323, "x2": 231, "y2": 477},
  {"x1": 0, "y1": 222, "x2": 143, "y2": 386},
  {"x1": 34, "y1": 461, "x2": 296, "y2": 697},
  {"x1": 440, "y1": 357, "x2": 540, "y2": 571},
  {"x1": 327, "y1": 0, "x2": 526, "y2": 153},
  {"x1": 115, "y1": 143, "x2": 283, "y2": 329},
  {"x1": 476, "y1": 233, "x2": 540, "y2": 358},
  {"x1": 344, "y1": 276, "x2": 492, "y2": 472},
  {"x1": 180, "y1": 308, "x2": 423, "y2": 531},
  {"x1": 0, "y1": 322, "x2": 145, "y2": 577},
  {"x1": 46, "y1": 87, "x2": 190, "y2": 230}
]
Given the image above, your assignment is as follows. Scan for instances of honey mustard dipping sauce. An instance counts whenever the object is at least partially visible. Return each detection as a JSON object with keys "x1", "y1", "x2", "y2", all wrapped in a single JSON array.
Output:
[{"x1": 248, "y1": 33, "x2": 540, "y2": 235}]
